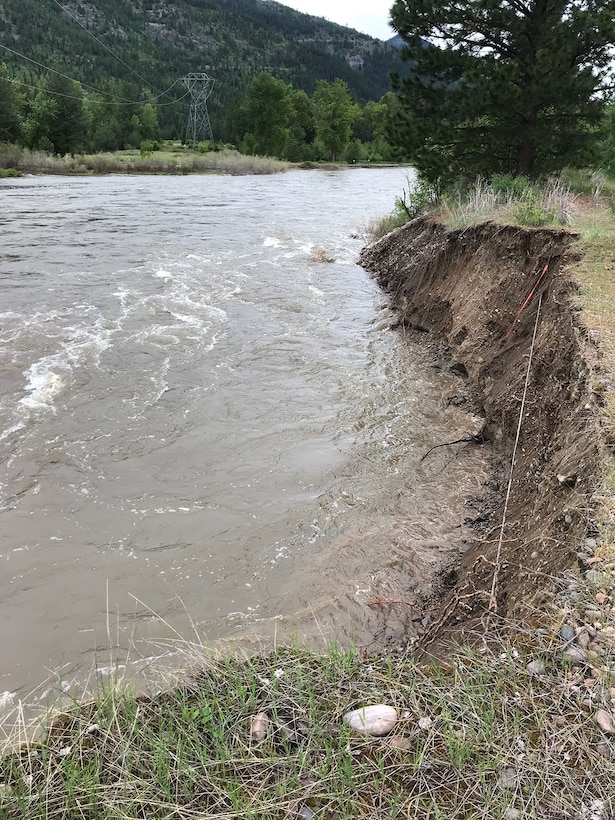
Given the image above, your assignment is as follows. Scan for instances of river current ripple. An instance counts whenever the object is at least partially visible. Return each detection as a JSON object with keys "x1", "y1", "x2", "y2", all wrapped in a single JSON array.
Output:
[{"x1": 0, "y1": 169, "x2": 488, "y2": 707}]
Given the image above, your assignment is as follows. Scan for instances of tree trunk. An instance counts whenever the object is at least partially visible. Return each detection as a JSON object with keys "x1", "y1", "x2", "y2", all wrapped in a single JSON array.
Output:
[{"x1": 515, "y1": 137, "x2": 535, "y2": 176}]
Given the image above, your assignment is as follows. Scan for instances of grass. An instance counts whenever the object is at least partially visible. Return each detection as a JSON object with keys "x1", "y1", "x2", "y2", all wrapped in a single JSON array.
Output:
[
  {"x1": 440, "y1": 175, "x2": 581, "y2": 229},
  {"x1": 366, "y1": 172, "x2": 611, "y2": 239},
  {"x1": 0, "y1": 145, "x2": 291, "y2": 176},
  {"x1": 1, "y1": 633, "x2": 614, "y2": 820}
]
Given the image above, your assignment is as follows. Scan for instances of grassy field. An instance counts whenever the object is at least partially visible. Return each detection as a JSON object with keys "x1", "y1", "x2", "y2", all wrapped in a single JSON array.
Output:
[
  {"x1": 0, "y1": 146, "x2": 291, "y2": 176},
  {"x1": 1, "y1": 173, "x2": 615, "y2": 819}
]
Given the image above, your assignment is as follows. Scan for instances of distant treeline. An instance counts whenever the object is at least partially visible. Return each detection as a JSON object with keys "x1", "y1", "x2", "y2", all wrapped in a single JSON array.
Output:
[{"x1": 0, "y1": 64, "x2": 399, "y2": 163}]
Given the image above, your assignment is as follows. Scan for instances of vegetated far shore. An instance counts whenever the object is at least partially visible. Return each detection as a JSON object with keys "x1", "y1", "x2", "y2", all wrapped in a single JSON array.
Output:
[
  {"x1": 0, "y1": 144, "x2": 408, "y2": 177},
  {"x1": 1, "y1": 181, "x2": 615, "y2": 819}
]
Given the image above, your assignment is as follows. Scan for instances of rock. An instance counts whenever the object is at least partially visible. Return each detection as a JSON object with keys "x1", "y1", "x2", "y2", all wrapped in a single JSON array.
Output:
[
  {"x1": 560, "y1": 625, "x2": 576, "y2": 642},
  {"x1": 595, "y1": 709, "x2": 615, "y2": 735},
  {"x1": 296, "y1": 805, "x2": 315, "y2": 820},
  {"x1": 418, "y1": 716, "x2": 433, "y2": 731},
  {"x1": 568, "y1": 591, "x2": 581, "y2": 602},
  {"x1": 504, "y1": 809, "x2": 521, "y2": 820},
  {"x1": 343, "y1": 705, "x2": 398, "y2": 736},
  {"x1": 577, "y1": 630, "x2": 591, "y2": 649},
  {"x1": 563, "y1": 646, "x2": 587, "y2": 664},
  {"x1": 586, "y1": 570, "x2": 602, "y2": 585},
  {"x1": 595, "y1": 592, "x2": 609, "y2": 605},
  {"x1": 596, "y1": 741, "x2": 614, "y2": 760},
  {"x1": 527, "y1": 659, "x2": 546, "y2": 676},
  {"x1": 386, "y1": 735, "x2": 412, "y2": 751},
  {"x1": 585, "y1": 538, "x2": 598, "y2": 550},
  {"x1": 497, "y1": 768, "x2": 517, "y2": 789},
  {"x1": 249, "y1": 712, "x2": 269, "y2": 742}
]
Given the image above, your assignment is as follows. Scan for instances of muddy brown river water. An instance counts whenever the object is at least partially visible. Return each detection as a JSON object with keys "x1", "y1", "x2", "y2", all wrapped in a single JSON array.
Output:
[{"x1": 0, "y1": 169, "x2": 489, "y2": 712}]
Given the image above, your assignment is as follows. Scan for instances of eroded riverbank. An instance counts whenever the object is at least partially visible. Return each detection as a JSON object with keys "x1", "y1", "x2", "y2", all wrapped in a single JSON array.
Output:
[{"x1": 360, "y1": 218, "x2": 605, "y2": 642}]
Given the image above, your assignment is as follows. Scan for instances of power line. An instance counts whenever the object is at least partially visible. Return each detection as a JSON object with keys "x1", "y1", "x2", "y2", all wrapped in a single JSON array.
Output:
[
  {"x1": 0, "y1": 43, "x2": 189, "y2": 107},
  {"x1": 0, "y1": 74, "x2": 191, "y2": 108},
  {"x1": 49, "y1": 0, "x2": 166, "y2": 97}
]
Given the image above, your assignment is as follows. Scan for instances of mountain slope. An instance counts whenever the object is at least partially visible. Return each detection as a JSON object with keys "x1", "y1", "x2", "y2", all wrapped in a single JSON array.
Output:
[{"x1": 0, "y1": 0, "x2": 404, "y2": 138}]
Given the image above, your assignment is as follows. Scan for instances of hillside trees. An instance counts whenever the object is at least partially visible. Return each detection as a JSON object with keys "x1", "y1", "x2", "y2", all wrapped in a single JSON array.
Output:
[
  {"x1": 389, "y1": 0, "x2": 615, "y2": 182},
  {"x1": 24, "y1": 73, "x2": 86, "y2": 154},
  {"x1": 0, "y1": 62, "x2": 22, "y2": 142}
]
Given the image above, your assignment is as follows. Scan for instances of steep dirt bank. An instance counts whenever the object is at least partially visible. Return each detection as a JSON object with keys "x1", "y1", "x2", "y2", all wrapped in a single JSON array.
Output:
[{"x1": 360, "y1": 217, "x2": 606, "y2": 639}]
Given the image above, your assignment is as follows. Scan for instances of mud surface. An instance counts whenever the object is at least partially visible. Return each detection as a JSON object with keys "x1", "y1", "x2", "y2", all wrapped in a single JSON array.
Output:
[{"x1": 360, "y1": 218, "x2": 606, "y2": 640}]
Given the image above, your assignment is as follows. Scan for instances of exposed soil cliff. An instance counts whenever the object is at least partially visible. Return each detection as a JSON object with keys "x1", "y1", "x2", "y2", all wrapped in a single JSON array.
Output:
[{"x1": 360, "y1": 217, "x2": 606, "y2": 639}]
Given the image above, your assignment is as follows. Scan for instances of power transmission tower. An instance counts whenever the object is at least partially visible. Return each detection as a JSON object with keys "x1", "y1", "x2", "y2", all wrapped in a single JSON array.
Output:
[{"x1": 182, "y1": 72, "x2": 216, "y2": 144}]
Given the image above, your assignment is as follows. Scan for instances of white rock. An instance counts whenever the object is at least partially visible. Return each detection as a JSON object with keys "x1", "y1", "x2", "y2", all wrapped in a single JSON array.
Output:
[
  {"x1": 418, "y1": 716, "x2": 433, "y2": 730},
  {"x1": 343, "y1": 704, "x2": 398, "y2": 736}
]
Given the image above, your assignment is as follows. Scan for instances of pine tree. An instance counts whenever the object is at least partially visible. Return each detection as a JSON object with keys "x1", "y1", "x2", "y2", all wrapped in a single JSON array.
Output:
[{"x1": 390, "y1": 0, "x2": 615, "y2": 182}]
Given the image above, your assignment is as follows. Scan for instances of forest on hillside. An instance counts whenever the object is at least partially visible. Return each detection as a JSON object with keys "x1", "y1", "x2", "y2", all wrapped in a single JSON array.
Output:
[{"x1": 0, "y1": 0, "x2": 404, "y2": 142}]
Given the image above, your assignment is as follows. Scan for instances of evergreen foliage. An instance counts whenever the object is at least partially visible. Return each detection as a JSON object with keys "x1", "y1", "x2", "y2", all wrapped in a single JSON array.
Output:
[
  {"x1": 598, "y1": 104, "x2": 615, "y2": 175},
  {"x1": 0, "y1": 61, "x2": 21, "y2": 142},
  {"x1": 389, "y1": 0, "x2": 615, "y2": 182}
]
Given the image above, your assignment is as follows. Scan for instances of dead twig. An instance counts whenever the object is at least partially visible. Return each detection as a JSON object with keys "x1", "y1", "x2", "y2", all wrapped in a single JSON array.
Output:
[{"x1": 419, "y1": 433, "x2": 485, "y2": 463}]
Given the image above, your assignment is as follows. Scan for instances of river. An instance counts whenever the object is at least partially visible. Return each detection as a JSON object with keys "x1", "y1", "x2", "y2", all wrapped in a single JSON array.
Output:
[{"x1": 0, "y1": 168, "x2": 488, "y2": 709}]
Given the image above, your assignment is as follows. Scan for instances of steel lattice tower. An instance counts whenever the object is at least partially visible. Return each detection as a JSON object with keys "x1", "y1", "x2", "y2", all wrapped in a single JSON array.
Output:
[{"x1": 182, "y1": 73, "x2": 216, "y2": 144}]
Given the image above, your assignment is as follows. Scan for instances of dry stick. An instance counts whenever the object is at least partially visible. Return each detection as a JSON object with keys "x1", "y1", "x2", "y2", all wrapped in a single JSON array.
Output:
[
  {"x1": 489, "y1": 293, "x2": 543, "y2": 613},
  {"x1": 419, "y1": 433, "x2": 484, "y2": 463}
]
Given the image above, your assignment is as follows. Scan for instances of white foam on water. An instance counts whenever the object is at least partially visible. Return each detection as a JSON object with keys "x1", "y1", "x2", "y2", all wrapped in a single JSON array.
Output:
[
  {"x1": 16, "y1": 315, "x2": 113, "y2": 413},
  {"x1": 0, "y1": 421, "x2": 26, "y2": 443},
  {"x1": 20, "y1": 365, "x2": 66, "y2": 410},
  {"x1": 0, "y1": 691, "x2": 15, "y2": 710},
  {"x1": 308, "y1": 285, "x2": 325, "y2": 299},
  {"x1": 263, "y1": 236, "x2": 285, "y2": 248}
]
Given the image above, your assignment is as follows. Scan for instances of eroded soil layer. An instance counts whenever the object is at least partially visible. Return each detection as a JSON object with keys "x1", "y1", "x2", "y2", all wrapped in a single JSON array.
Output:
[{"x1": 360, "y1": 218, "x2": 605, "y2": 636}]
